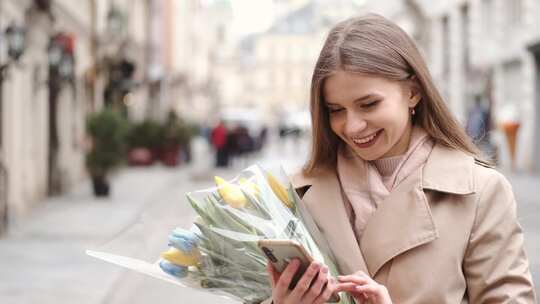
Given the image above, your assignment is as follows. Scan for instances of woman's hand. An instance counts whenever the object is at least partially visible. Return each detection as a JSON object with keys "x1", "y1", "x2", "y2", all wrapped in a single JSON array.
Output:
[
  {"x1": 334, "y1": 271, "x2": 392, "y2": 304},
  {"x1": 267, "y1": 259, "x2": 337, "y2": 304}
]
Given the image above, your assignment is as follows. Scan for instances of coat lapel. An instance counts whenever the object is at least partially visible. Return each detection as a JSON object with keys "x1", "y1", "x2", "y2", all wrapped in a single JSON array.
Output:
[
  {"x1": 293, "y1": 171, "x2": 369, "y2": 275},
  {"x1": 360, "y1": 167, "x2": 438, "y2": 276},
  {"x1": 360, "y1": 145, "x2": 476, "y2": 276}
]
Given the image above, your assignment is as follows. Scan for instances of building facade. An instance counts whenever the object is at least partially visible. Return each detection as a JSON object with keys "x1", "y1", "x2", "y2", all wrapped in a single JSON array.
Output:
[
  {"x1": 221, "y1": 0, "x2": 426, "y2": 127},
  {"x1": 0, "y1": 0, "x2": 86, "y2": 231},
  {"x1": 414, "y1": 0, "x2": 539, "y2": 172},
  {"x1": 0, "y1": 0, "x2": 228, "y2": 235},
  {"x1": 229, "y1": 0, "x2": 366, "y2": 126},
  {"x1": 0, "y1": 0, "x2": 170, "y2": 234}
]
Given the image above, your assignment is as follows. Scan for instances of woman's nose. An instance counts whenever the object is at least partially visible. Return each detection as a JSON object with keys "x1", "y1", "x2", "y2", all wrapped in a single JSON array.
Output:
[{"x1": 345, "y1": 113, "x2": 367, "y2": 134}]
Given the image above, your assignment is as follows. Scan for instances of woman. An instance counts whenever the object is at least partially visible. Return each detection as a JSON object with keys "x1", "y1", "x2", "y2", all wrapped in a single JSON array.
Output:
[{"x1": 265, "y1": 14, "x2": 536, "y2": 303}]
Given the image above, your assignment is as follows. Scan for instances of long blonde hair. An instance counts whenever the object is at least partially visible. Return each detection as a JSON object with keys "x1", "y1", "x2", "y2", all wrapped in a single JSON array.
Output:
[{"x1": 304, "y1": 14, "x2": 482, "y2": 175}]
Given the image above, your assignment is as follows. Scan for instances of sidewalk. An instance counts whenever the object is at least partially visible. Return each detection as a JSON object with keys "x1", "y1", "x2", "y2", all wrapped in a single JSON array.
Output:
[
  {"x1": 0, "y1": 165, "x2": 195, "y2": 304},
  {"x1": 505, "y1": 171, "x2": 540, "y2": 295},
  {"x1": 0, "y1": 136, "x2": 309, "y2": 304},
  {"x1": 505, "y1": 172, "x2": 540, "y2": 203}
]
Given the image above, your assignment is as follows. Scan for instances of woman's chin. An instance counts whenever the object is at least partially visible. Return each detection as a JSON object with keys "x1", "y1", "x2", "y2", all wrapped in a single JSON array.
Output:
[{"x1": 351, "y1": 148, "x2": 385, "y2": 161}]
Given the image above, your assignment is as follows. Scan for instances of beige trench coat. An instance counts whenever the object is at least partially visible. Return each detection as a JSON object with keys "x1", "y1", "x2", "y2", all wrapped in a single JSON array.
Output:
[{"x1": 263, "y1": 144, "x2": 536, "y2": 303}]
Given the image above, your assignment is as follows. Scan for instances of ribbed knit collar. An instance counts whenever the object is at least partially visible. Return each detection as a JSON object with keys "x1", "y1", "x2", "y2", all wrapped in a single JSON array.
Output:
[{"x1": 371, "y1": 155, "x2": 404, "y2": 178}]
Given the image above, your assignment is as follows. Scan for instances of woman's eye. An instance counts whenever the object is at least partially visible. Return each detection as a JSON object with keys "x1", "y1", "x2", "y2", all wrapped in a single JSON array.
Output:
[
  {"x1": 362, "y1": 101, "x2": 380, "y2": 108},
  {"x1": 329, "y1": 108, "x2": 343, "y2": 113}
]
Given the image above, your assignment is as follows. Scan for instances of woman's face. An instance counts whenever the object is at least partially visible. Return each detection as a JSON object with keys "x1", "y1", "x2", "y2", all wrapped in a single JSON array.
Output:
[{"x1": 323, "y1": 71, "x2": 420, "y2": 161}]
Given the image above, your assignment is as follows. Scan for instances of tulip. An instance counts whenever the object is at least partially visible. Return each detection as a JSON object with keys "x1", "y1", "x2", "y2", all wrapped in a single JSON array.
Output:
[
  {"x1": 215, "y1": 176, "x2": 247, "y2": 208},
  {"x1": 159, "y1": 260, "x2": 188, "y2": 278},
  {"x1": 238, "y1": 177, "x2": 261, "y2": 197},
  {"x1": 168, "y1": 227, "x2": 199, "y2": 252},
  {"x1": 266, "y1": 172, "x2": 293, "y2": 208},
  {"x1": 161, "y1": 247, "x2": 200, "y2": 267}
]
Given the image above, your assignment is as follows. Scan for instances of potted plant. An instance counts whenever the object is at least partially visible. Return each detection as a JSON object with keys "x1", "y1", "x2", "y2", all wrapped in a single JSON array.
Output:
[
  {"x1": 85, "y1": 109, "x2": 127, "y2": 197},
  {"x1": 125, "y1": 120, "x2": 163, "y2": 166},
  {"x1": 160, "y1": 111, "x2": 197, "y2": 166}
]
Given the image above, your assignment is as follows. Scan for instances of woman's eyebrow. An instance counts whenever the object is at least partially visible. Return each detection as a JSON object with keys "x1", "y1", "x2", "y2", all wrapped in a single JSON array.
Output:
[
  {"x1": 326, "y1": 93, "x2": 381, "y2": 106},
  {"x1": 353, "y1": 93, "x2": 382, "y2": 103}
]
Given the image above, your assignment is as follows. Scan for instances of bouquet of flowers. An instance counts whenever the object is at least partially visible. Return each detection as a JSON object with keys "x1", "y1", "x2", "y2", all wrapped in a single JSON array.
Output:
[{"x1": 156, "y1": 165, "x2": 353, "y2": 304}]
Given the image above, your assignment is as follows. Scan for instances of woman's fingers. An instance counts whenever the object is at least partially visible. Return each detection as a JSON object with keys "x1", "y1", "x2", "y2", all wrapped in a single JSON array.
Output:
[
  {"x1": 337, "y1": 274, "x2": 371, "y2": 286},
  {"x1": 313, "y1": 276, "x2": 338, "y2": 304},
  {"x1": 289, "y1": 261, "x2": 321, "y2": 300},
  {"x1": 301, "y1": 265, "x2": 329, "y2": 303},
  {"x1": 356, "y1": 284, "x2": 391, "y2": 302},
  {"x1": 267, "y1": 262, "x2": 279, "y2": 288},
  {"x1": 333, "y1": 282, "x2": 359, "y2": 292},
  {"x1": 336, "y1": 280, "x2": 391, "y2": 303},
  {"x1": 355, "y1": 284, "x2": 383, "y2": 294},
  {"x1": 274, "y1": 259, "x2": 301, "y2": 300}
]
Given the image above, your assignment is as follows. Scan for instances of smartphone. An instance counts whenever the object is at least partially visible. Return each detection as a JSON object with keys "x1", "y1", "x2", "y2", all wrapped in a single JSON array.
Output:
[{"x1": 258, "y1": 239, "x2": 340, "y2": 303}]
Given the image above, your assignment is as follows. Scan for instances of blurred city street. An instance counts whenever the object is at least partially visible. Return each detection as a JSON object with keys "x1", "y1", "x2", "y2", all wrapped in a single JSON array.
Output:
[
  {"x1": 0, "y1": 134, "x2": 312, "y2": 304},
  {"x1": 2, "y1": 0, "x2": 540, "y2": 303}
]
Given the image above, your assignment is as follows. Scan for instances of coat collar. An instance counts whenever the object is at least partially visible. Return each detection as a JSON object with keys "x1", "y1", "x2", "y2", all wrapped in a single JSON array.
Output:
[
  {"x1": 291, "y1": 144, "x2": 476, "y2": 277},
  {"x1": 422, "y1": 144, "x2": 476, "y2": 195},
  {"x1": 293, "y1": 144, "x2": 477, "y2": 195}
]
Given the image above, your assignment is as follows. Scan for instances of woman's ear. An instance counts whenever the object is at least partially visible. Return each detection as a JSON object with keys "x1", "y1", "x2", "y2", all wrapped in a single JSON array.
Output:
[{"x1": 408, "y1": 76, "x2": 422, "y2": 107}]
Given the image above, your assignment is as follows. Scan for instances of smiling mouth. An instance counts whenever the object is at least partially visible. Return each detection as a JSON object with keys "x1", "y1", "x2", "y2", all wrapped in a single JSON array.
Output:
[{"x1": 351, "y1": 130, "x2": 382, "y2": 147}]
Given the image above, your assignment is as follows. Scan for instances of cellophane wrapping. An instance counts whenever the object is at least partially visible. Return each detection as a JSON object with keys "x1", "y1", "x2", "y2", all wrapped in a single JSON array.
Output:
[{"x1": 157, "y1": 165, "x2": 353, "y2": 304}]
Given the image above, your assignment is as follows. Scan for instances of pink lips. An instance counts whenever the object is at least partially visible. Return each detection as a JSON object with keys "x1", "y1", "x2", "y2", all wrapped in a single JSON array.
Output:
[{"x1": 352, "y1": 130, "x2": 382, "y2": 149}]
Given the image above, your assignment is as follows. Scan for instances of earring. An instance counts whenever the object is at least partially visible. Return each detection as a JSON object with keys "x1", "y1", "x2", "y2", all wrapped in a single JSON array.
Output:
[{"x1": 411, "y1": 108, "x2": 416, "y2": 116}]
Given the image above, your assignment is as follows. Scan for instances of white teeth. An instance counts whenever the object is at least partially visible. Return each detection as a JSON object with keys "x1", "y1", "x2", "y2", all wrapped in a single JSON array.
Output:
[{"x1": 352, "y1": 131, "x2": 378, "y2": 144}]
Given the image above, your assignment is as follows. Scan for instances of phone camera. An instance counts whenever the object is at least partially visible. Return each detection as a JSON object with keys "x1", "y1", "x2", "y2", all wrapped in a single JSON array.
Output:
[{"x1": 261, "y1": 246, "x2": 278, "y2": 263}]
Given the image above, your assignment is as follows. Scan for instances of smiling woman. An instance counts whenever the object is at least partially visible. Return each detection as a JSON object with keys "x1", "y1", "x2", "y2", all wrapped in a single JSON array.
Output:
[{"x1": 263, "y1": 13, "x2": 536, "y2": 304}]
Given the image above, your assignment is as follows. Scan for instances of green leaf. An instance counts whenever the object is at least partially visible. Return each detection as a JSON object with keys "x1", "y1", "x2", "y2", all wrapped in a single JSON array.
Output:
[{"x1": 187, "y1": 194, "x2": 215, "y2": 226}]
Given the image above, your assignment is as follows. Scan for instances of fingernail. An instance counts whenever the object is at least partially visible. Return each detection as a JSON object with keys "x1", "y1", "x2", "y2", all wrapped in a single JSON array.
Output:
[
  {"x1": 337, "y1": 275, "x2": 344, "y2": 281},
  {"x1": 321, "y1": 266, "x2": 328, "y2": 273}
]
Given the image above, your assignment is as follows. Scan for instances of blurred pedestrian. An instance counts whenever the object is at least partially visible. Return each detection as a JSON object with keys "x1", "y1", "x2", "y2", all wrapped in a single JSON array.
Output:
[
  {"x1": 466, "y1": 95, "x2": 489, "y2": 142},
  {"x1": 256, "y1": 126, "x2": 268, "y2": 151},
  {"x1": 211, "y1": 121, "x2": 229, "y2": 167},
  {"x1": 466, "y1": 95, "x2": 498, "y2": 159},
  {"x1": 235, "y1": 125, "x2": 254, "y2": 155}
]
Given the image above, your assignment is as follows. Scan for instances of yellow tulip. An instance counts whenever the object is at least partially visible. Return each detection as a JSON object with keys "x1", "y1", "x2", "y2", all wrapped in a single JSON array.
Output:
[
  {"x1": 238, "y1": 177, "x2": 261, "y2": 197},
  {"x1": 161, "y1": 247, "x2": 200, "y2": 267},
  {"x1": 266, "y1": 172, "x2": 293, "y2": 208},
  {"x1": 215, "y1": 176, "x2": 247, "y2": 208}
]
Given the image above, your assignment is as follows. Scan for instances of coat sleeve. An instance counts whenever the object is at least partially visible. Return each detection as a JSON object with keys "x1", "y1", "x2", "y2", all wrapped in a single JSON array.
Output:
[{"x1": 463, "y1": 171, "x2": 536, "y2": 303}]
